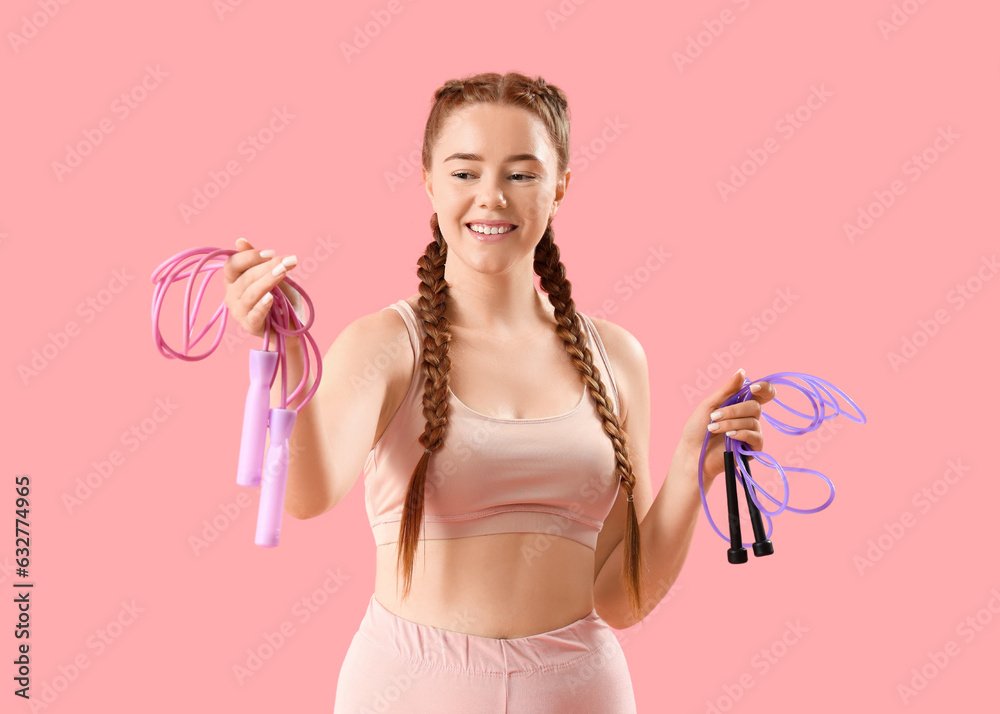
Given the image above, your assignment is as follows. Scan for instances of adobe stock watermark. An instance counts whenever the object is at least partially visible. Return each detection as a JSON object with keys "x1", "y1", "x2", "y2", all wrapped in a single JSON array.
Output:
[
  {"x1": 853, "y1": 458, "x2": 970, "y2": 575},
  {"x1": 672, "y1": 0, "x2": 755, "y2": 73},
  {"x1": 523, "y1": 439, "x2": 639, "y2": 566},
  {"x1": 563, "y1": 580, "x2": 682, "y2": 698},
  {"x1": 521, "y1": 422, "x2": 640, "y2": 568},
  {"x1": 17, "y1": 267, "x2": 135, "y2": 386},
  {"x1": 843, "y1": 125, "x2": 959, "y2": 244},
  {"x1": 177, "y1": 106, "x2": 295, "y2": 224},
  {"x1": 20, "y1": 599, "x2": 144, "y2": 711},
  {"x1": 886, "y1": 254, "x2": 997, "y2": 373},
  {"x1": 877, "y1": 0, "x2": 932, "y2": 40},
  {"x1": 358, "y1": 661, "x2": 425, "y2": 712},
  {"x1": 520, "y1": 501, "x2": 591, "y2": 566},
  {"x1": 717, "y1": 84, "x2": 834, "y2": 202},
  {"x1": 213, "y1": 0, "x2": 248, "y2": 21},
  {"x1": 384, "y1": 135, "x2": 424, "y2": 193},
  {"x1": 783, "y1": 417, "x2": 846, "y2": 468},
  {"x1": 340, "y1": 0, "x2": 415, "y2": 64},
  {"x1": 188, "y1": 491, "x2": 256, "y2": 556},
  {"x1": 737, "y1": 416, "x2": 848, "y2": 511},
  {"x1": 732, "y1": 418, "x2": 846, "y2": 526},
  {"x1": 616, "y1": 578, "x2": 683, "y2": 640},
  {"x1": 585, "y1": 244, "x2": 672, "y2": 321},
  {"x1": 896, "y1": 586, "x2": 1000, "y2": 706},
  {"x1": 422, "y1": 417, "x2": 504, "y2": 500},
  {"x1": 233, "y1": 566, "x2": 350, "y2": 684},
  {"x1": 338, "y1": 318, "x2": 413, "y2": 394},
  {"x1": 51, "y1": 64, "x2": 168, "y2": 182},
  {"x1": 187, "y1": 437, "x2": 310, "y2": 552},
  {"x1": 7, "y1": 0, "x2": 72, "y2": 54},
  {"x1": 0, "y1": 556, "x2": 16, "y2": 586},
  {"x1": 545, "y1": 0, "x2": 590, "y2": 31},
  {"x1": 703, "y1": 619, "x2": 809, "y2": 713},
  {"x1": 351, "y1": 605, "x2": 485, "y2": 711},
  {"x1": 682, "y1": 287, "x2": 800, "y2": 405},
  {"x1": 569, "y1": 116, "x2": 628, "y2": 176},
  {"x1": 62, "y1": 397, "x2": 181, "y2": 515},
  {"x1": 519, "y1": 400, "x2": 641, "y2": 565}
]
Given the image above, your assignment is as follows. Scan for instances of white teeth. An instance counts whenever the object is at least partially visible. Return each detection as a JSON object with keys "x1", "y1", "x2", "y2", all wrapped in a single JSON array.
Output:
[{"x1": 468, "y1": 223, "x2": 513, "y2": 235}]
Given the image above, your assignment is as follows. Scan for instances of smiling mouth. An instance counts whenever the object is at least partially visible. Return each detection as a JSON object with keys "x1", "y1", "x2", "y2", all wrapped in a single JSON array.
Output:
[
  {"x1": 465, "y1": 223, "x2": 518, "y2": 236},
  {"x1": 465, "y1": 223, "x2": 518, "y2": 243}
]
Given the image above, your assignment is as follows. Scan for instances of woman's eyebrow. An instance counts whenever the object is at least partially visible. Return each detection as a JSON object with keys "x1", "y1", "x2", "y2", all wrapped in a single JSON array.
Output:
[{"x1": 444, "y1": 152, "x2": 543, "y2": 163}]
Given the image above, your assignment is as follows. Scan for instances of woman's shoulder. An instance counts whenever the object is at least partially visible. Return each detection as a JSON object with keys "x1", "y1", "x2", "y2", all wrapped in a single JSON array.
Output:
[
  {"x1": 583, "y1": 314, "x2": 644, "y2": 363},
  {"x1": 582, "y1": 314, "x2": 647, "y2": 424}
]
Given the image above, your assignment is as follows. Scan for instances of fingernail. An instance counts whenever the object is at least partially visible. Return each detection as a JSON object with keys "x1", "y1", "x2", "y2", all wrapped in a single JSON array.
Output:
[
  {"x1": 272, "y1": 263, "x2": 286, "y2": 277},
  {"x1": 709, "y1": 410, "x2": 723, "y2": 421},
  {"x1": 750, "y1": 383, "x2": 761, "y2": 393},
  {"x1": 235, "y1": 237, "x2": 250, "y2": 248},
  {"x1": 259, "y1": 249, "x2": 275, "y2": 259},
  {"x1": 282, "y1": 255, "x2": 297, "y2": 268},
  {"x1": 725, "y1": 430, "x2": 737, "y2": 436},
  {"x1": 734, "y1": 368, "x2": 744, "y2": 379},
  {"x1": 707, "y1": 422, "x2": 721, "y2": 432}
]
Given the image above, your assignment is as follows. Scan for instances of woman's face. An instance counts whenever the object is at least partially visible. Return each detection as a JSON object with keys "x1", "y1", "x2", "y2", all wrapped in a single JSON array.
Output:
[{"x1": 422, "y1": 103, "x2": 569, "y2": 276}]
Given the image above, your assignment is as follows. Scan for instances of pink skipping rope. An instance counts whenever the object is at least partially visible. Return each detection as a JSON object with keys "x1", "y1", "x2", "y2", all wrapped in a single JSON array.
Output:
[
  {"x1": 149, "y1": 247, "x2": 867, "y2": 562},
  {"x1": 150, "y1": 246, "x2": 323, "y2": 548}
]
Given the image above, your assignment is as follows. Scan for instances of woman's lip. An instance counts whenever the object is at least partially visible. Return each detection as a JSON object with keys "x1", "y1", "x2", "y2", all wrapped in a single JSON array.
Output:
[{"x1": 466, "y1": 224, "x2": 516, "y2": 242}]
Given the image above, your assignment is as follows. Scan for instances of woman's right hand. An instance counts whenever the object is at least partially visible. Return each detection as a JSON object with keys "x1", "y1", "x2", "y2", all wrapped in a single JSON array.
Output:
[{"x1": 222, "y1": 237, "x2": 300, "y2": 339}]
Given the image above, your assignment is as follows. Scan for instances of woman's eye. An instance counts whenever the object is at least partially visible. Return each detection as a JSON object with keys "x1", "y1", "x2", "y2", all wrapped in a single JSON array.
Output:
[{"x1": 451, "y1": 172, "x2": 534, "y2": 181}]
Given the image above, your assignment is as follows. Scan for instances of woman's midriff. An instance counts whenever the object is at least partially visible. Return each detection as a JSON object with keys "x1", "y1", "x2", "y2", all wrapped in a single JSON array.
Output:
[{"x1": 374, "y1": 532, "x2": 597, "y2": 639}]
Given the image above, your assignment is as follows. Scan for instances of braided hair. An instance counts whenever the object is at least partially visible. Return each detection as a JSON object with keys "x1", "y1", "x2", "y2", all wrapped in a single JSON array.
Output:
[{"x1": 399, "y1": 72, "x2": 647, "y2": 623}]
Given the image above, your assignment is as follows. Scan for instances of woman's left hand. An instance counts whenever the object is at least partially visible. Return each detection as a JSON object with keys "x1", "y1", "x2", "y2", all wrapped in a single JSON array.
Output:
[{"x1": 677, "y1": 369, "x2": 777, "y2": 487}]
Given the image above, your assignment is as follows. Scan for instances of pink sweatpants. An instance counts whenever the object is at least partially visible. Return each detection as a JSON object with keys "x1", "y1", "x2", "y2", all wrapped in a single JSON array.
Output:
[{"x1": 333, "y1": 593, "x2": 637, "y2": 713}]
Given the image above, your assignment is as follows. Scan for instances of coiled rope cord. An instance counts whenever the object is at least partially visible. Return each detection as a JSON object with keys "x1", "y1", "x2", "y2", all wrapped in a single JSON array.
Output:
[
  {"x1": 150, "y1": 246, "x2": 323, "y2": 411},
  {"x1": 697, "y1": 372, "x2": 866, "y2": 547}
]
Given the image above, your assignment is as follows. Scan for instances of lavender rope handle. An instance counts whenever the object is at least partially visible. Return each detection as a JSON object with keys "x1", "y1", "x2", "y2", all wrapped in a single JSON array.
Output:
[
  {"x1": 150, "y1": 246, "x2": 324, "y2": 547},
  {"x1": 697, "y1": 372, "x2": 867, "y2": 547}
]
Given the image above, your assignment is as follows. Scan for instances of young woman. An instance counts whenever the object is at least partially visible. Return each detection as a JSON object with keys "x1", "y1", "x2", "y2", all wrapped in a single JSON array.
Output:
[{"x1": 223, "y1": 72, "x2": 774, "y2": 713}]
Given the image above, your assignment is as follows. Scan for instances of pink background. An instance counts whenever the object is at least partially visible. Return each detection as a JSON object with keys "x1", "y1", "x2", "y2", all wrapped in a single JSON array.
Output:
[{"x1": 4, "y1": 0, "x2": 997, "y2": 711}]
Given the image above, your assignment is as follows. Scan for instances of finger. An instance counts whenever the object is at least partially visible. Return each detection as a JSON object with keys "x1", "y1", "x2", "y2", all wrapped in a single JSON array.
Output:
[
  {"x1": 245, "y1": 290, "x2": 275, "y2": 334},
  {"x1": 707, "y1": 416, "x2": 759, "y2": 436},
  {"x1": 266, "y1": 256, "x2": 298, "y2": 294},
  {"x1": 715, "y1": 424, "x2": 763, "y2": 452},
  {"x1": 703, "y1": 368, "x2": 748, "y2": 411},
  {"x1": 241, "y1": 256, "x2": 298, "y2": 313},
  {"x1": 226, "y1": 237, "x2": 257, "y2": 283},
  {"x1": 222, "y1": 241, "x2": 277, "y2": 285},
  {"x1": 232, "y1": 252, "x2": 292, "y2": 301},
  {"x1": 748, "y1": 380, "x2": 777, "y2": 406},
  {"x1": 708, "y1": 398, "x2": 762, "y2": 424}
]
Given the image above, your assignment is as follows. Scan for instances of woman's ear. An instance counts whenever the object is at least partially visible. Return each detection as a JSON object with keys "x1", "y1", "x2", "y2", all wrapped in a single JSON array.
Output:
[
  {"x1": 550, "y1": 169, "x2": 570, "y2": 221},
  {"x1": 422, "y1": 168, "x2": 433, "y2": 199}
]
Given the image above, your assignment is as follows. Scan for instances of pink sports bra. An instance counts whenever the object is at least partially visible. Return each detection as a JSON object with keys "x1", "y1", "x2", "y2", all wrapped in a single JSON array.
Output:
[{"x1": 363, "y1": 298, "x2": 623, "y2": 550}]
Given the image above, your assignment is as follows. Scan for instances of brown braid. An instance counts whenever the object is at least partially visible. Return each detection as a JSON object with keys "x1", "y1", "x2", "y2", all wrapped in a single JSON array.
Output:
[
  {"x1": 532, "y1": 224, "x2": 646, "y2": 619},
  {"x1": 397, "y1": 72, "x2": 647, "y2": 624}
]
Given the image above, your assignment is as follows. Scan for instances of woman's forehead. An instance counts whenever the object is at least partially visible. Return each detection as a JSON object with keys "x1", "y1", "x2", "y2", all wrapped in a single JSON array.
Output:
[{"x1": 435, "y1": 105, "x2": 553, "y2": 162}]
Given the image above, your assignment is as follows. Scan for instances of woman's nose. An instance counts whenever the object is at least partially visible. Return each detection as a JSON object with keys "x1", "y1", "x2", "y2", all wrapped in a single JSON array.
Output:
[
  {"x1": 477, "y1": 175, "x2": 506, "y2": 208},
  {"x1": 478, "y1": 187, "x2": 506, "y2": 208}
]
